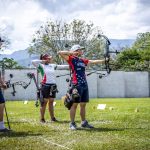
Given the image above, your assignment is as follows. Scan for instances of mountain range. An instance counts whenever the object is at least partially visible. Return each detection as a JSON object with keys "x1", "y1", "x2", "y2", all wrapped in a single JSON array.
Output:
[{"x1": 0, "y1": 39, "x2": 135, "y2": 67}]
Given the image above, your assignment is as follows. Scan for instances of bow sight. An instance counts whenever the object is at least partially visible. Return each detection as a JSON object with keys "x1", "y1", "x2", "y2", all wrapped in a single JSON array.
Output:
[{"x1": 27, "y1": 72, "x2": 35, "y2": 79}]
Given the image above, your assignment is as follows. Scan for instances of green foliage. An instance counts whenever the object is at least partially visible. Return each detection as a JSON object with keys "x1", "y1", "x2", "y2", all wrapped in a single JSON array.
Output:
[
  {"x1": 0, "y1": 58, "x2": 23, "y2": 69},
  {"x1": 29, "y1": 19, "x2": 104, "y2": 64},
  {"x1": 114, "y1": 32, "x2": 150, "y2": 71},
  {"x1": 133, "y1": 32, "x2": 150, "y2": 49}
]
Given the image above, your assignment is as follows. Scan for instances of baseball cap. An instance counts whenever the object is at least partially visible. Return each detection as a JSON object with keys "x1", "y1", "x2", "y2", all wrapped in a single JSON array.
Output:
[{"x1": 70, "y1": 44, "x2": 85, "y2": 52}]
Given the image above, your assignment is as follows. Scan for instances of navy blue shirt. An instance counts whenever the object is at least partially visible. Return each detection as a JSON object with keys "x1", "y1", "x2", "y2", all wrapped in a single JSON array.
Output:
[{"x1": 68, "y1": 55, "x2": 89, "y2": 86}]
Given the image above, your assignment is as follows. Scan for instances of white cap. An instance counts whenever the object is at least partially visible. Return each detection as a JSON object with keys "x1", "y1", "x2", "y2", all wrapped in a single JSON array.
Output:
[{"x1": 70, "y1": 44, "x2": 85, "y2": 52}]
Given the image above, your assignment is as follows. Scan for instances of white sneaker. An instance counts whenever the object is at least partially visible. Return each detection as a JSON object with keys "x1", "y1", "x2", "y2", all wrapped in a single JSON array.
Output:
[
  {"x1": 70, "y1": 122, "x2": 77, "y2": 130},
  {"x1": 81, "y1": 120, "x2": 94, "y2": 128}
]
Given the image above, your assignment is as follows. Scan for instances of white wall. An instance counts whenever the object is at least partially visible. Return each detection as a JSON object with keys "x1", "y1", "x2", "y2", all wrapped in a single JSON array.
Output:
[
  {"x1": 4, "y1": 69, "x2": 37, "y2": 100},
  {"x1": 124, "y1": 72, "x2": 149, "y2": 97},
  {"x1": 97, "y1": 71, "x2": 125, "y2": 98},
  {"x1": 3, "y1": 69, "x2": 150, "y2": 100}
]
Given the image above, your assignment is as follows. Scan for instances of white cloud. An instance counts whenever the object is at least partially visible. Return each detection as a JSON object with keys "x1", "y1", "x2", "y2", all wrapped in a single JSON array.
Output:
[
  {"x1": 0, "y1": 0, "x2": 53, "y2": 53},
  {"x1": 66, "y1": 0, "x2": 150, "y2": 39},
  {"x1": 0, "y1": 17, "x2": 14, "y2": 35},
  {"x1": 0, "y1": 0, "x2": 150, "y2": 54}
]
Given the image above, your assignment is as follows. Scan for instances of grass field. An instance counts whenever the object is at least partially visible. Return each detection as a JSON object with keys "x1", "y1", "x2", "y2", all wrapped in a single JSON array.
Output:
[{"x1": 0, "y1": 98, "x2": 150, "y2": 150}]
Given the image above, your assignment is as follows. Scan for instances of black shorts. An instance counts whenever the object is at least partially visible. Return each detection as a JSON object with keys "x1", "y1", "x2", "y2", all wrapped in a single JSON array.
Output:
[
  {"x1": 73, "y1": 84, "x2": 89, "y2": 103},
  {"x1": 0, "y1": 89, "x2": 5, "y2": 104},
  {"x1": 41, "y1": 84, "x2": 57, "y2": 99}
]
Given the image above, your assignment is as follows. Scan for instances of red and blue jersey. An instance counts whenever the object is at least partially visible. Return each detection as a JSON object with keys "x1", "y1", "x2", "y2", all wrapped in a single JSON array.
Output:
[{"x1": 68, "y1": 55, "x2": 89, "y2": 86}]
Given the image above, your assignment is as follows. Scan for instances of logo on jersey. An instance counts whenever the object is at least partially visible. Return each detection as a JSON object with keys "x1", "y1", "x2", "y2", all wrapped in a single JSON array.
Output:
[{"x1": 77, "y1": 62, "x2": 85, "y2": 67}]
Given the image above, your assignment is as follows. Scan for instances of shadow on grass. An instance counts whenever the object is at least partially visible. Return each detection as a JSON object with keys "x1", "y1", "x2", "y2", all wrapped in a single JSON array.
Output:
[
  {"x1": 0, "y1": 131, "x2": 42, "y2": 138},
  {"x1": 55, "y1": 120, "x2": 71, "y2": 124},
  {"x1": 6, "y1": 120, "x2": 71, "y2": 123},
  {"x1": 5, "y1": 121, "x2": 35, "y2": 124},
  {"x1": 77, "y1": 127, "x2": 124, "y2": 132}
]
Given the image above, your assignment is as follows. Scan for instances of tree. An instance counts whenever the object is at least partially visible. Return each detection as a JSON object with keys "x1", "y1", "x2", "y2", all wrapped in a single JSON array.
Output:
[
  {"x1": 133, "y1": 32, "x2": 150, "y2": 50},
  {"x1": 29, "y1": 19, "x2": 105, "y2": 64},
  {"x1": 113, "y1": 32, "x2": 150, "y2": 71},
  {"x1": 0, "y1": 58, "x2": 23, "y2": 69},
  {"x1": 0, "y1": 37, "x2": 9, "y2": 51},
  {"x1": 0, "y1": 35, "x2": 10, "y2": 51}
]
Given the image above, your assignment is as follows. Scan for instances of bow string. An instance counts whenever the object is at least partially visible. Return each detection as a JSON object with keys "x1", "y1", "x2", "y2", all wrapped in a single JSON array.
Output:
[{"x1": 87, "y1": 34, "x2": 112, "y2": 78}]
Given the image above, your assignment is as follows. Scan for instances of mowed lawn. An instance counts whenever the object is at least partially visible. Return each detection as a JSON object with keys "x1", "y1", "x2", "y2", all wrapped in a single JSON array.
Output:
[{"x1": 0, "y1": 98, "x2": 150, "y2": 150}]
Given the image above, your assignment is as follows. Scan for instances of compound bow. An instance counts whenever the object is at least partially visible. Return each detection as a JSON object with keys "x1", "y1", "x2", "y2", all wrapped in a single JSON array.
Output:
[
  {"x1": 5, "y1": 73, "x2": 33, "y2": 96},
  {"x1": 87, "y1": 34, "x2": 119, "y2": 78},
  {"x1": 29, "y1": 72, "x2": 44, "y2": 107}
]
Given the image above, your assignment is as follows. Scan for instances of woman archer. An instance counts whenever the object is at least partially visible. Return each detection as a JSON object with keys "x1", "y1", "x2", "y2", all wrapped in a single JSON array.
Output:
[
  {"x1": 32, "y1": 54, "x2": 68, "y2": 123},
  {"x1": 58, "y1": 44, "x2": 107, "y2": 130}
]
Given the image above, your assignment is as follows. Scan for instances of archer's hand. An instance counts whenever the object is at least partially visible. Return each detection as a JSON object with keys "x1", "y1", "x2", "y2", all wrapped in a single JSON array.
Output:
[
  {"x1": 0, "y1": 83, "x2": 7, "y2": 89},
  {"x1": 105, "y1": 57, "x2": 109, "y2": 62}
]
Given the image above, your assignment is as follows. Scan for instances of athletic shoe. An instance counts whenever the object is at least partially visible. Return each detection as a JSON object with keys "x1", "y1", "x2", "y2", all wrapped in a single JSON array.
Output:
[
  {"x1": 51, "y1": 117, "x2": 58, "y2": 122},
  {"x1": 70, "y1": 122, "x2": 77, "y2": 130},
  {"x1": 40, "y1": 118, "x2": 46, "y2": 123},
  {"x1": 81, "y1": 120, "x2": 94, "y2": 128},
  {"x1": 0, "y1": 128, "x2": 11, "y2": 132}
]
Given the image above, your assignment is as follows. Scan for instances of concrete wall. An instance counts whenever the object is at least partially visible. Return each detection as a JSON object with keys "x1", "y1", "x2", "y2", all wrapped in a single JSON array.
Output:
[
  {"x1": 97, "y1": 71, "x2": 125, "y2": 98},
  {"x1": 3, "y1": 69, "x2": 149, "y2": 100},
  {"x1": 4, "y1": 69, "x2": 37, "y2": 100},
  {"x1": 97, "y1": 71, "x2": 149, "y2": 98},
  {"x1": 124, "y1": 72, "x2": 149, "y2": 97}
]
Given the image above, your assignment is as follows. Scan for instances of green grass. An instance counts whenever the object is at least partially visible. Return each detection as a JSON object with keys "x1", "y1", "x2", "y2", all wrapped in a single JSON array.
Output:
[{"x1": 0, "y1": 98, "x2": 150, "y2": 150}]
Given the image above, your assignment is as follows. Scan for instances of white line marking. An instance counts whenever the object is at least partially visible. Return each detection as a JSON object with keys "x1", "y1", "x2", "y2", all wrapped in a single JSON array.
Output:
[{"x1": 40, "y1": 136, "x2": 72, "y2": 150}]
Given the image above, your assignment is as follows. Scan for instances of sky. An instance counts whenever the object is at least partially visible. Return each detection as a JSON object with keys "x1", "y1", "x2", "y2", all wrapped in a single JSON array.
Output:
[{"x1": 0, "y1": 0, "x2": 150, "y2": 54}]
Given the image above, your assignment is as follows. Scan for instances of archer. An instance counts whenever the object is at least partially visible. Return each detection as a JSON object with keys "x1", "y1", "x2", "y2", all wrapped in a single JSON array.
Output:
[
  {"x1": 58, "y1": 44, "x2": 107, "y2": 130},
  {"x1": 32, "y1": 54, "x2": 68, "y2": 123},
  {"x1": 0, "y1": 71, "x2": 11, "y2": 132}
]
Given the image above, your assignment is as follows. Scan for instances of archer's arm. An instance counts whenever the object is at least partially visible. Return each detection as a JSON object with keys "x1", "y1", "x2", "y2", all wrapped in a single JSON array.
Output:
[
  {"x1": 32, "y1": 59, "x2": 48, "y2": 68},
  {"x1": 57, "y1": 51, "x2": 74, "y2": 62},
  {"x1": 56, "y1": 65, "x2": 69, "y2": 70},
  {"x1": 32, "y1": 60, "x2": 42, "y2": 68},
  {"x1": 0, "y1": 73, "x2": 7, "y2": 88},
  {"x1": 88, "y1": 59, "x2": 105, "y2": 65}
]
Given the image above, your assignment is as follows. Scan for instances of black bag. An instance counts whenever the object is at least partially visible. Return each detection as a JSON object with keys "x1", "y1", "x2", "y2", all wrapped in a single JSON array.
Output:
[
  {"x1": 64, "y1": 85, "x2": 80, "y2": 110},
  {"x1": 64, "y1": 93, "x2": 74, "y2": 110}
]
